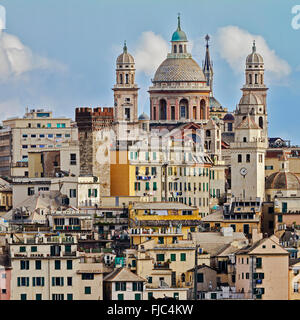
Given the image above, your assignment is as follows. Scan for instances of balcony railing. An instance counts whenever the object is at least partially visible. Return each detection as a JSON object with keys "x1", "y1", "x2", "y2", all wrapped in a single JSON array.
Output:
[{"x1": 154, "y1": 262, "x2": 170, "y2": 269}]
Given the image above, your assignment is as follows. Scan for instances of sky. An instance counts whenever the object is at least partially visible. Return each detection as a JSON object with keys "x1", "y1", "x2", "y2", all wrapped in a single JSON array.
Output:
[{"x1": 0, "y1": 0, "x2": 300, "y2": 143}]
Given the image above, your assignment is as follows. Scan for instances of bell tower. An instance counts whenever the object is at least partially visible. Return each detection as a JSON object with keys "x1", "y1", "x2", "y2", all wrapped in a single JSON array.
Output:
[
  {"x1": 113, "y1": 41, "x2": 139, "y2": 123},
  {"x1": 238, "y1": 41, "x2": 268, "y2": 140}
]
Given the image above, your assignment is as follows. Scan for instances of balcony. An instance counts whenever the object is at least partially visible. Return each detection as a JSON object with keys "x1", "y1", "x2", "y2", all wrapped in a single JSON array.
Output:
[{"x1": 154, "y1": 262, "x2": 170, "y2": 270}]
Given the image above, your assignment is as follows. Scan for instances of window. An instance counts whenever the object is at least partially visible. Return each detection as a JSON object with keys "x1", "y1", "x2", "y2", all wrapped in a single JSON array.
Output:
[
  {"x1": 67, "y1": 277, "x2": 72, "y2": 286},
  {"x1": 197, "y1": 273, "x2": 204, "y2": 283},
  {"x1": 84, "y1": 287, "x2": 91, "y2": 294},
  {"x1": 156, "y1": 254, "x2": 165, "y2": 262},
  {"x1": 70, "y1": 153, "x2": 76, "y2": 165},
  {"x1": 52, "y1": 294, "x2": 64, "y2": 300},
  {"x1": 66, "y1": 260, "x2": 73, "y2": 270},
  {"x1": 52, "y1": 277, "x2": 64, "y2": 286},
  {"x1": 256, "y1": 257, "x2": 262, "y2": 268},
  {"x1": 180, "y1": 253, "x2": 186, "y2": 261},
  {"x1": 148, "y1": 277, "x2": 152, "y2": 284},
  {"x1": 158, "y1": 237, "x2": 164, "y2": 244},
  {"x1": 88, "y1": 189, "x2": 98, "y2": 197},
  {"x1": 238, "y1": 154, "x2": 242, "y2": 163},
  {"x1": 246, "y1": 154, "x2": 250, "y2": 162},
  {"x1": 69, "y1": 189, "x2": 76, "y2": 198},
  {"x1": 171, "y1": 254, "x2": 176, "y2": 261},
  {"x1": 82, "y1": 273, "x2": 94, "y2": 280},
  {"x1": 118, "y1": 294, "x2": 124, "y2": 300},
  {"x1": 115, "y1": 282, "x2": 126, "y2": 291},
  {"x1": 148, "y1": 292, "x2": 153, "y2": 300},
  {"x1": 20, "y1": 260, "x2": 29, "y2": 270},
  {"x1": 55, "y1": 260, "x2": 61, "y2": 270},
  {"x1": 20, "y1": 294, "x2": 27, "y2": 300},
  {"x1": 153, "y1": 182, "x2": 157, "y2": 191},
  {"x1": 135, "y1": 293, "x2": 141, "y2": 300},
  {"x1": 67, "y1": 294, "x2": 73, "y2": 300},
  {"x1": 32, "y1": 277, "x2": 45, "y2": 287},
  {"x1": 34, "y1": 293, "x2": 42, "y2": 300},
  {"x1": 35, "y1": 260, "x2": 41, "y2": 270},
  {"x1": 31, "y1": 246, "x2": 37, "y2": 252},
  {"x1": 28, "y1": 187, "x2": 35, "y2": 196},
  {"x1": 17, "y1": 277, "x2": 29, "y2": 287}
]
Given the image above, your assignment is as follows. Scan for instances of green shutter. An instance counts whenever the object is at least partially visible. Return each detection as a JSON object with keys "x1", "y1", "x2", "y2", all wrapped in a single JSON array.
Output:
[
  {"x1": 94, "y1": 189, "x2": 98, "y2": 197},
  {"x1": 88, "y1": 189, "x2": 91, "y2": 197},
  {"x1": 171, "y1": 254, "x2": 176, "y2": 261}
]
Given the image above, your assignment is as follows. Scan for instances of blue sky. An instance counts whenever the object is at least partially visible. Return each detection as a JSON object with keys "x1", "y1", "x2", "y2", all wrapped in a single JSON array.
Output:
[{"x1": 0, "y1": 0, "x2": 300, "y2": 143}]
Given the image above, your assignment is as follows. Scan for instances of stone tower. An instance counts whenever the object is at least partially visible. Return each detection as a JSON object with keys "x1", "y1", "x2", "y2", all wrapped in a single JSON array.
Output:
[
  {"x1": 230, "y1": 115, "x2": 267, "y2": 202},
  {"x1": 113, "y1": 41, "x2": 139, "y2": 123},
  {"x1": 237, "y1": 41, "x2": 268, "y2": 140}
]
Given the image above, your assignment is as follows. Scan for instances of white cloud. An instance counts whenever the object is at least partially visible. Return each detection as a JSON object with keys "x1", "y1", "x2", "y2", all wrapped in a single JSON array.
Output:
[
  {"x1": 134, "y1": 31, "x2": 169, "y2": 76},
  {"x1": 0, "y1": 32, "x2": 66, "y2": 81},
  {"x1": 0, "y1": 98, "x2": 23, "y2": 122},
  {"x1": 215, "y1": 26, "x2": 291, "y2": 79}
]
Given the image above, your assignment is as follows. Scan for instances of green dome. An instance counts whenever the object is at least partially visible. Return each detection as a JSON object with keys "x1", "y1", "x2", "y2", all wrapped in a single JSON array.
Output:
[
  {"x1": 171, "y1": 14, "x2": 187, "y2": 42},
  {"x1": 171, "y1": 29, "x2": 187, "y2": 42}
]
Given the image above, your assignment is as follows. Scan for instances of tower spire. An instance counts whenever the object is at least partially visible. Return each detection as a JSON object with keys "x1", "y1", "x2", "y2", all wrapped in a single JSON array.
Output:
[
  {"x1": 203, "y1": 34, "x2": 213, "y2": 96},
  {"x1": 123, "y1": 40, "x2": 127, "y2": 54},
  {"x1": 252, "y1": 40, "x2": 256, "y2": 53},
  {"x1": 177, "y1": 13, "x2": 181, "y2": 30}
]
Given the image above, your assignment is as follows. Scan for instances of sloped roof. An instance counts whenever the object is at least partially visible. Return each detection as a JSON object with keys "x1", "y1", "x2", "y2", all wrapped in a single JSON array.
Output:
[{"x1": 104, "y1": 267, "x2": 146, "y2": 282}]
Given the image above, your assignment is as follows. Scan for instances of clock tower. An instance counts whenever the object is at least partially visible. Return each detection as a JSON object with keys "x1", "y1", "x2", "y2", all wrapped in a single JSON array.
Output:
[{"x1": 230, "y1": 114, "x2": 267, "y2": 201}]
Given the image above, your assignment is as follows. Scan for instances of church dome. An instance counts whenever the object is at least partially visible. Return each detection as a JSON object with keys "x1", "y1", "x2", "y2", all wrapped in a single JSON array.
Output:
[
  {"x1": 138, "y1": 113, "x2": 150, "y2": 121},
  {"x1": 223, "y1": 113, "x2": 235, "y2": 121},
  {"x1": 266, "y1": 172, "x2": 300, "y2": 190},
  {"x1": 171, "y1": 29, "x2": 187, "y2": 42},
  {"x1": 246, "y1": 41, "x2": 263, "y2": 65},
  {"x1": 116, "y1": 41, "x2": 134, "y2": 65},
  {"x1": 239, "y1": 93, "x2": 262, "y2": 105},
  {"x1": 153, "y1": 57, "x2": 206, "y2": 82}
]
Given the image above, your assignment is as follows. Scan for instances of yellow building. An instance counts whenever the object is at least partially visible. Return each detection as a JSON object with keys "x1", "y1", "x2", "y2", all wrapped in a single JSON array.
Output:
[
  {"x1": 0, "y1": 178, "x2": 12, "y2": 214},
  {"x1": 201, "y1": 207, "x2": 261, "y2": 236},
  {"x1": 289, "y1": 259, "x2": 300, "y2": 300},
  {"x1": 125, "y1": 238, "x2": 197, "y2": 292},
  {"x1": 128, "y1": 202, "x2": 200, "y2": 245}
]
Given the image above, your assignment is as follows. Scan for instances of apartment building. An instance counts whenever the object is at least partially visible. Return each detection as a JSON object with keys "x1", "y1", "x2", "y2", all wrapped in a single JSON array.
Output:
[
  {"x1": 0, "y1": 109, "x2": 78, "y2": 178},
  {"x1": 8, "y1": 233, "x2": 108, "y2": 300},
  {"x1": 235, "y1": 235, "x2": 289, "y2": 300},
  {"x1": 128, "y1": 202, "x2": 200, "y2": 245},
  {"x1": 103, "y1": 267, "x2": 146, "y2": 300}
]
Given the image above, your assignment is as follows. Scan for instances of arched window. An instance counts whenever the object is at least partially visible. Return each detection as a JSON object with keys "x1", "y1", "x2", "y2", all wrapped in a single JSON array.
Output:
[
  {"x1": 238, "y1": 154, "x2": 242, "y2": 163},
  {"x1": 125, "y1": 74, "x2": 129, "y2": 84},
  {"x1": 181, "y1": 273, "x2": 185, "y2": 283},
  {"x1": 179, "y1": 99, "x2": 188, "y2": 119},
  {"x1": 259, "y1": 116, "x2": 263, "y2": 129},
  {"x1": 171, "y1": 106, "x2": 175, "y2": 120},
  {"x1": 173, "y1": 45, "x2": 177, "y2": 53},
  {"x1": 249, "y1": 74, "x2": 252, "y2": 84},
  {"x1": 153, "y1": 106, "x2": 156, "y2": 120},
  {"x1": 243, "y1": 137, "x2": 247, "y2": 142},
  {"x1": 120, "y1": 74, "x2": 123, "y2": 84},
  {"x1": 200, "y1": 99, "x2": 206, "y2": 119},
  {"x1": 206, "y1": 130, "x2": 211, "y2": 137},
  {"x1": 193, "y1": 106, "x2": 197, "y2": 119},
  {"x1": 159, "y1": 99, "x2": 167, "y2": 120},
  {"x1": 179, "y1": 44, "x2": 183, "y2": 53},
  {"x1": 255, "y1": 74, "x2": 258, "y2": 84},
  {"x1": 261, "y1": 74, "x2": 263, "y2": 84}
]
